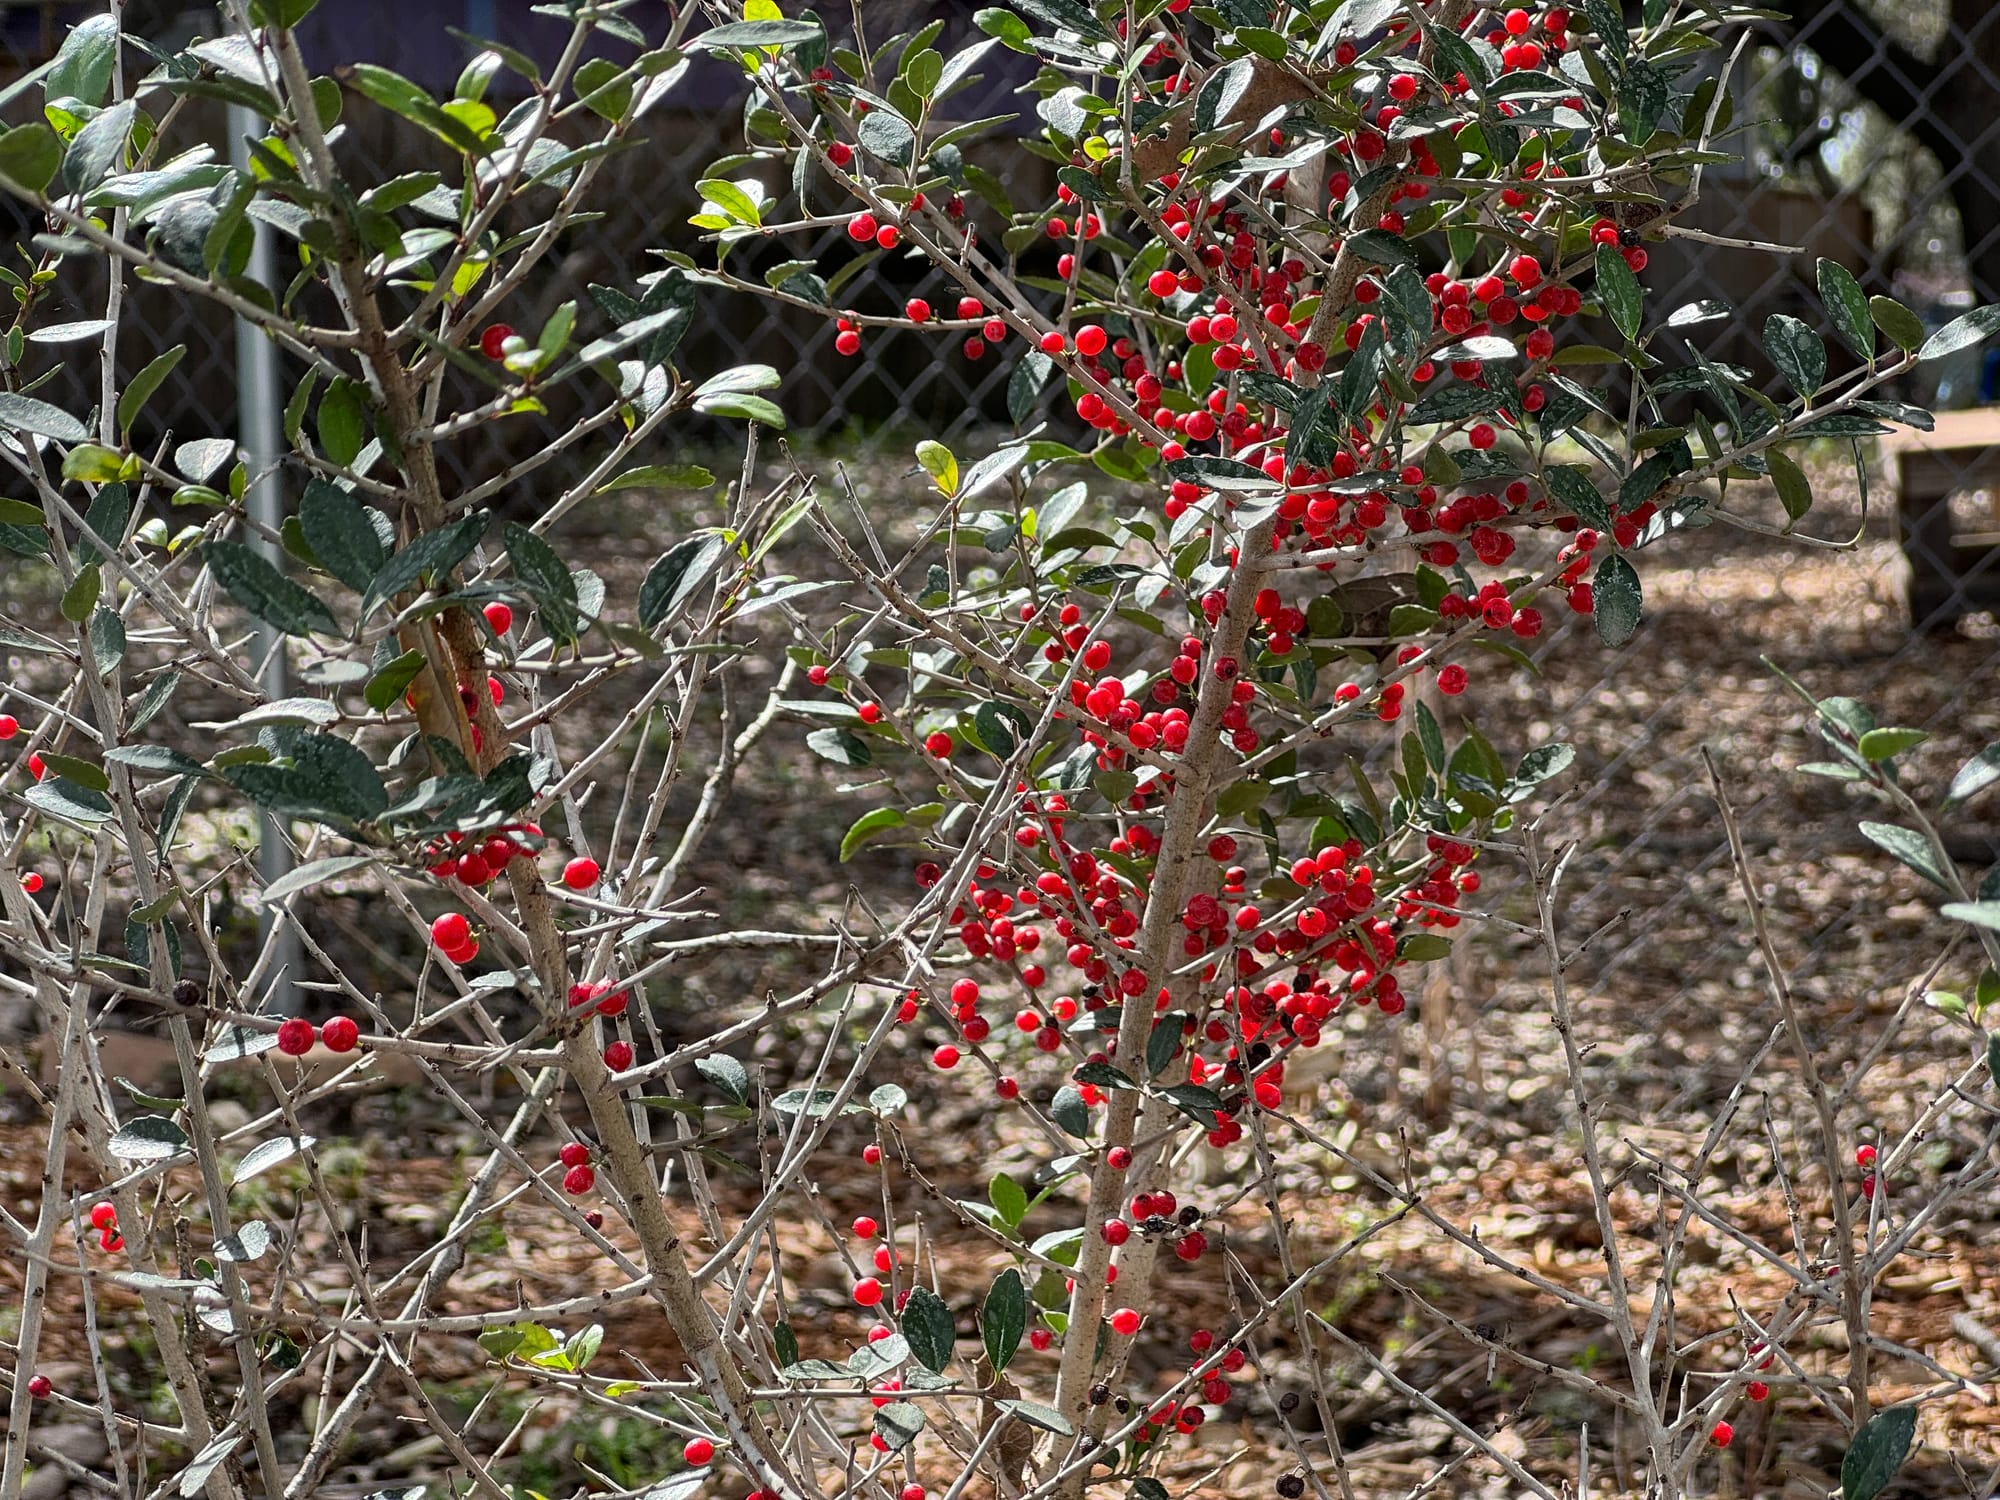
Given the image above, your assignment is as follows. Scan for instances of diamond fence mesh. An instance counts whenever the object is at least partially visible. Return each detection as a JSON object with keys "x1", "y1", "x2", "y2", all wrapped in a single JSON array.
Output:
[{"x1": 7, "y1": 0, "x2": 2000, "y2": 1029}]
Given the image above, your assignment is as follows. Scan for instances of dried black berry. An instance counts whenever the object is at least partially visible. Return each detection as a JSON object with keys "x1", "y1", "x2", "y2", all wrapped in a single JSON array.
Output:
[
  {"x1": 1089, "y1": 1384, "x2": 1110, "y2": 1406},
  {"x1": 1114, "y1": 1396, "x2": 1130, "y2": 1414},
  {"x1": 1177, "y1": 1205, "x2": 1202, "y2": 1227},
  {"x1": 171, "y1": 979, "x2": 200, "y2": 1007},
  {"x1": 1277, "y1": 1474, "x2": 1306, "y2": 1498},
  {"x1": 1278, "y1": 1392, "x2": 1301, "y2": 1414}
]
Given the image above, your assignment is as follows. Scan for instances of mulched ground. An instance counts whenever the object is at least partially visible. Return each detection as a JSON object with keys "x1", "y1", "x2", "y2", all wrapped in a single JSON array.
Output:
[{"x1": 3, "y1": 444, "x2": 1998, "y2": 1499}]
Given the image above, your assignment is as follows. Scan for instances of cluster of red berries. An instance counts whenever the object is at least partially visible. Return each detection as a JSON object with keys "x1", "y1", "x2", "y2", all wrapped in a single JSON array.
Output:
[
  {"x1": 88, "y1": 1200, "x2": 124, "y2": 1253},
  {"x1": 275, "y1": 1015, "x2": 361, "y2": 1056},
  {"x1": 558, "y1": 1140, "x2": 595, "y2": 1195}
]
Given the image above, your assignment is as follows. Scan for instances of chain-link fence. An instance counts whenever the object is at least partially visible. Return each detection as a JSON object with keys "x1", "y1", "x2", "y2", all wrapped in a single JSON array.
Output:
[{"x1": 8, "y1": 0, "x2": 2000, "y2": 1028}]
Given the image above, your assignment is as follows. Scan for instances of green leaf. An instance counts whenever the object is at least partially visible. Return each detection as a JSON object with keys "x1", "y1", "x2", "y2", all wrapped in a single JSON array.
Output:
[
  {"x1": 110, "y1": 1114, "x2": 190, "y2": 1161},
  {"x1": 298, "y1": 480, "x2": 385, "y2": 591},
  {"x1": 105, "y1": 743, "x2": 205, "y2": 778},
  {"x1": 1194, "y1": 55, "x2": 1254, "y2": 134},
  {"x1": 839, "y1": 807, "x2": 906, "y2": 862},
  {"x1": 692, "y1": 19, "x2": 822, "y2": 48},
  {"x1": 901, "y1": 1285, "x2": 955, "y2": 1373},
  {"x1": 981, "y1": 1268, "x2": 1026, "y2": 1373},
  {"x1": 989, "y1": 1171, "x2": 1029, "y2": 1229},
  {"x1": 364, "y1": 649, "x2": 426, "y2": 712},
  {"x1": 26, "y1": 777, "x2": 112, "y2": 825},
  {"x1": 1765, "y1": 313, "x2": 1826, "y2": 397},
  {"x1": 804, "y1": 727, "x2": 872, "y2": 767},
  {"x1": 504, "y1": 521, "x2": 581, "y2": 645},
  {"x1": 1841, "y1": 1405, "x2": 1917, "y2": 1500},
  {"x1": 1857, "y1": 727, "x2": 1926, "y2": 762},
  {"x1": 1146, "y1": 1014, "x2": 1183, "y2": 1077},
  {"x1": 597, "y1": 464, "x2": 714, "y2": 493},
  {"x1": 1817, "y1": 259, "x2": 1874, "y2": 361},
  {"x1": 256, "y1": 855, "x2": 374, "y2": 904},
  {"x1": 346, "y1": 65, "x2": 492, "y2": 155},
  {"x1": 694, "y1": 1053, "x2": 748, "y2": 1103},
  {"x1": 1858, "y1": 821, "x2": 1951, "y2": 889},
  {"x1": 0, "y1": 124, "x2": 63, "y2": 197},
  {"x1": 1509, "y1": 742, "x2": 1576, "y2": 798},
  {"x1": 1160, "y1": 1083, "x2": 1225, "y2": 1125},
  {"x1": 916, "y1": 440, "x2": 960, "y2": 497},
  {"x1": 230, "y1": 1135, "x2": 311, "y2": 1186},
  {"x1": 1595, "y1": 243, "x2": 1643, "y2": 342},
  {"x1": 361, "y1": 511, "x2": 488, "y2": 618},
  {"x1": 1870, "y1": 295, "x2": 1927, "y2": 352},
  {"x1": 1767, "y1": 448, "x2": 1812, "y2": 524},
  {"x1": 638, "y1": 533, "x2": 728, "y2": 631},
  {"x1": 60, "y1": 563, "x2": 101, "y2": 623},
  {"x1": 248, "y1": 0, "x2": 320, "y2": 24},
  {"x1": 694, "y1": 392, "x2": 785, "y2": 428},
  {"x1": 118, "y1": 345, "x2": 187, "y2": 439},
  {"x1": 1941, "y1": 902, "x2": 2000, "y2": 931},
  {"x1": 1918, "y1": 304, "x2": 2000, "y2": 363},
  {"x1": 316, "y1": 379, "x2": 366, "y2": 468},
  {"x1": 40, "y1": 753, "x2": 107, "y2": 792},
  {"x1": 858, "y1": 107, "x2": 916, "y2": 167},
  {"x1": 574, "y1": 58, "x2": 632, "y2": 121},
  {"x1": 1049, "y1": 1083, "x2": 1090, "y2": 1137},
  {"x1": 1592, "y1": 554, "x2": 1641, "y2": 647},
  {"x1": 204, "y1": 541, "x2": 338, "y2": 637},
  {"x1": 875, "y1": 1401, "x2": 925, "y2": 1453},
  {"x1": 1948, "y1": 744, "x2": 2000, "y2": 806},
  {"x1": 64, "y1": 99, "x2": 135, "y2": 193},
  {"x1": 995, "y1": 1398, "x2": 1073, "y2": 1435},
  {"x1": 1007, "y1": 351, "x2": 1057, "y2": 428},
  {"x1": 48, "y1": 15, "x2": 119, "y2": 108},
  {"x1": 0, "y1": 391, "x2": 89, "y2": 443}
]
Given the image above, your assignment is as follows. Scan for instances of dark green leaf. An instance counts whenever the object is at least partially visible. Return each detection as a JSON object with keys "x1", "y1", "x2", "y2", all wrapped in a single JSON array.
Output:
[
  {"x1": 692, "y1": 19, "x2": 822, "y2": 48},
  {"x1": 838, "y1": 807, "x2": 906, "y2": 862},
  {"x1": 0, "y1": 123, "x2": 63, "y2": 196},
  {"x1": 1008, "y1": 350, "x2": 1056, "y2": 426},
  {"x1": 40, "y1": 753, "x2": 107, "y2": 792},
  {"x1": 638, "y1": 533, "x2": 728, "y2": 631},
  {"x1": 1841, "y1": 1405, "x2": 1917, "y2": 1500},
  {"x1": 995, "y1": 1398, "x2": 1073, "y2": 1435},
  {"x1": 1409, "y1": 382, "x2": 1502, "y2": 425},
  {"x1": 64, "y1": 99, "x2": 135, "y2": 193},
  {"x1": 858, "y1": 108, "x2": 915, "y2": 167},
  {"x1": 346, "y1": 65, "x2": 491, "y2": 154},
  {"x1": 257, "y1": 855, "x2": 373, "y2": 904},
  {"x1": 1768, "y1": 448, "x2": 1812, "y2": 523},
  {"x1": 989, "y1": 1171, "x2": 1029, "y2": 1228},
  {"x1": 1160, "y1": 1083, "x2": 1224, "y2": 1124},
  {"x1": 106, "y1": 743, "x2": 204, "y2": 778},
  {"x1": 26, "y1": 777, "x2": 112, "y2": 824},
  {"x1": 805, "y1": 726, "x2": 872, "y2": 767},
  {"x1": 364, "y1": 649, "x2": 427, "y2": 713},
  {"x1": 1870, "y1": 295, "x2": 1926, "y2": 352},
  {"x1": 504, "y1": 521, "x2": 581, "y2": 644},
  {"x1": 1817, "y1": 259, "x2": 1874, "y2": 361},
  {"x1": 981, "y1": 1268, "x2": 1026, "y2": 1373},
  {"x1": 1765, "y1": 313, "x2": 1825, "y2": 396},
  {"x1": 1194, "y1": 56, "x2": 1253, "y2": 133},
  {"x1": 901, "y1": 1286, "x2": 956, "y2": 1372},
  {"x1": 316, "y1": 379, "x2": 366, "y2": 468},
  {"x1": 1596, "y1": 243, "x2": 1642, "y2": 342},
  {"x1": 1592, "y1": 554, "x2": 1641, "y2": 647},
  {"x1": 298, "y1": 480, "x2": 385, "y2": 591},
  {"x1": 1543, "y1": 464, "x2": 1611, "y2": 530},
  {"x1": 118, "y1": 346, "x2": 187, "y2": 438},
  {"x1": 49, "y1": 16, "x2": 119, "y2": 108},
  {"x1": 204, "y1": 541, "x2": 338, "y2": 637},
  {"x1": 362, "y1": 512, "x2": 488, "y2": 618},
  {"x1": 1049, "y1": 1083, "x2": 1090, "y2": 1137},
  {"x1": 1145, "y1": 1014, "x2": 1183, "y2": 1077}
]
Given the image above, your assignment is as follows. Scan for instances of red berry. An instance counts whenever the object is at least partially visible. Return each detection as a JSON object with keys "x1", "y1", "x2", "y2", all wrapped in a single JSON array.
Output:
[
  {"x1": 563, "y1": 1164, "x2": 595, "y2": 1195},
  {"x1": 862, "y1": 1143, "x2": 883, "y2": 1165},
  {"x1": 443, "y1": 936, "x2": 479, "y2": 965},
  {"x1": 563, "y1": 856, "x2": 601, "y2": 890},
  {"x1": 876, "y1": 224, "x2": 900, "y2": 249},
  {"x1": 853, "y1": 1276, "x2": 884, "y2": 1306},
  {"x1": 89, "y1": 1203, "x2": 116, "y2": 1230},
  {"x1": 26, "y1": 1374, "x2": 50, "y2": 1399},
  {"x1": 905, "y1": 298, "x2": 931, "y2": 323},
  {"x1": 480, "y1": 324, "x2": 515, "y2": 360},
  {"x1": 925, "y1": 730, "x2": 954, "y2": 758},
  {"x1": 0, "y1": 714, "x2": 16, "y2": 738},
  {"x1": 28, "y1": 753, "x2": 45, "y2": 779},
  {"x1": 276, "y1": 1018, "x2": 316, "y2": 1056},
  {"x1": 835, "y1": 329, "x2": 862, "y2": 357},
  {"x1": 483, "y1": 600, "x2": 513, "y2": 634},
  {"x1": 853, "y1": 1215, "x2": 879, "y2": 1239},
  {"x1": 932, "y1": 1044, "x2": 960, "y2": 1069},
  {"x1": 684, "y1": 1438, "x2": 715, "y2": 1466},
  {"x1": 560, "y1": 1141, "x2": 590, "y2": 1168},
  {"x1": 858, "y1": 701, "x2": 882, "y2": 724},
  {"x1": 321, "y1": 1015, "x2": 360, "y2": 1052},
  {"x1": 21, "y1": 872, "x2": 42, "y2": 894},
  {"x1": 603, "y1": 1040, "x2": 634, "y2": 1071},
  {"x1": 848, "y1": 213, "x2": 877, "y2": 242},
  {"x1": 1110, "y1": 1307, "x2": 1141, "y2": 1336},
  {"x1": 1710, "y1": 1420, "x2": 1733, "y2": 1447},
  {"x1": 1746, "y1": 1380, "x2": 1769, "y2": 1402}
]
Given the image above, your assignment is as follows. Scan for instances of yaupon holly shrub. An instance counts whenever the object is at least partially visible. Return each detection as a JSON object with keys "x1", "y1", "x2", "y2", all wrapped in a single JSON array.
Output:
[{"x1": 1, "y1": 2, "x2": 1996, "y2": 1499}]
